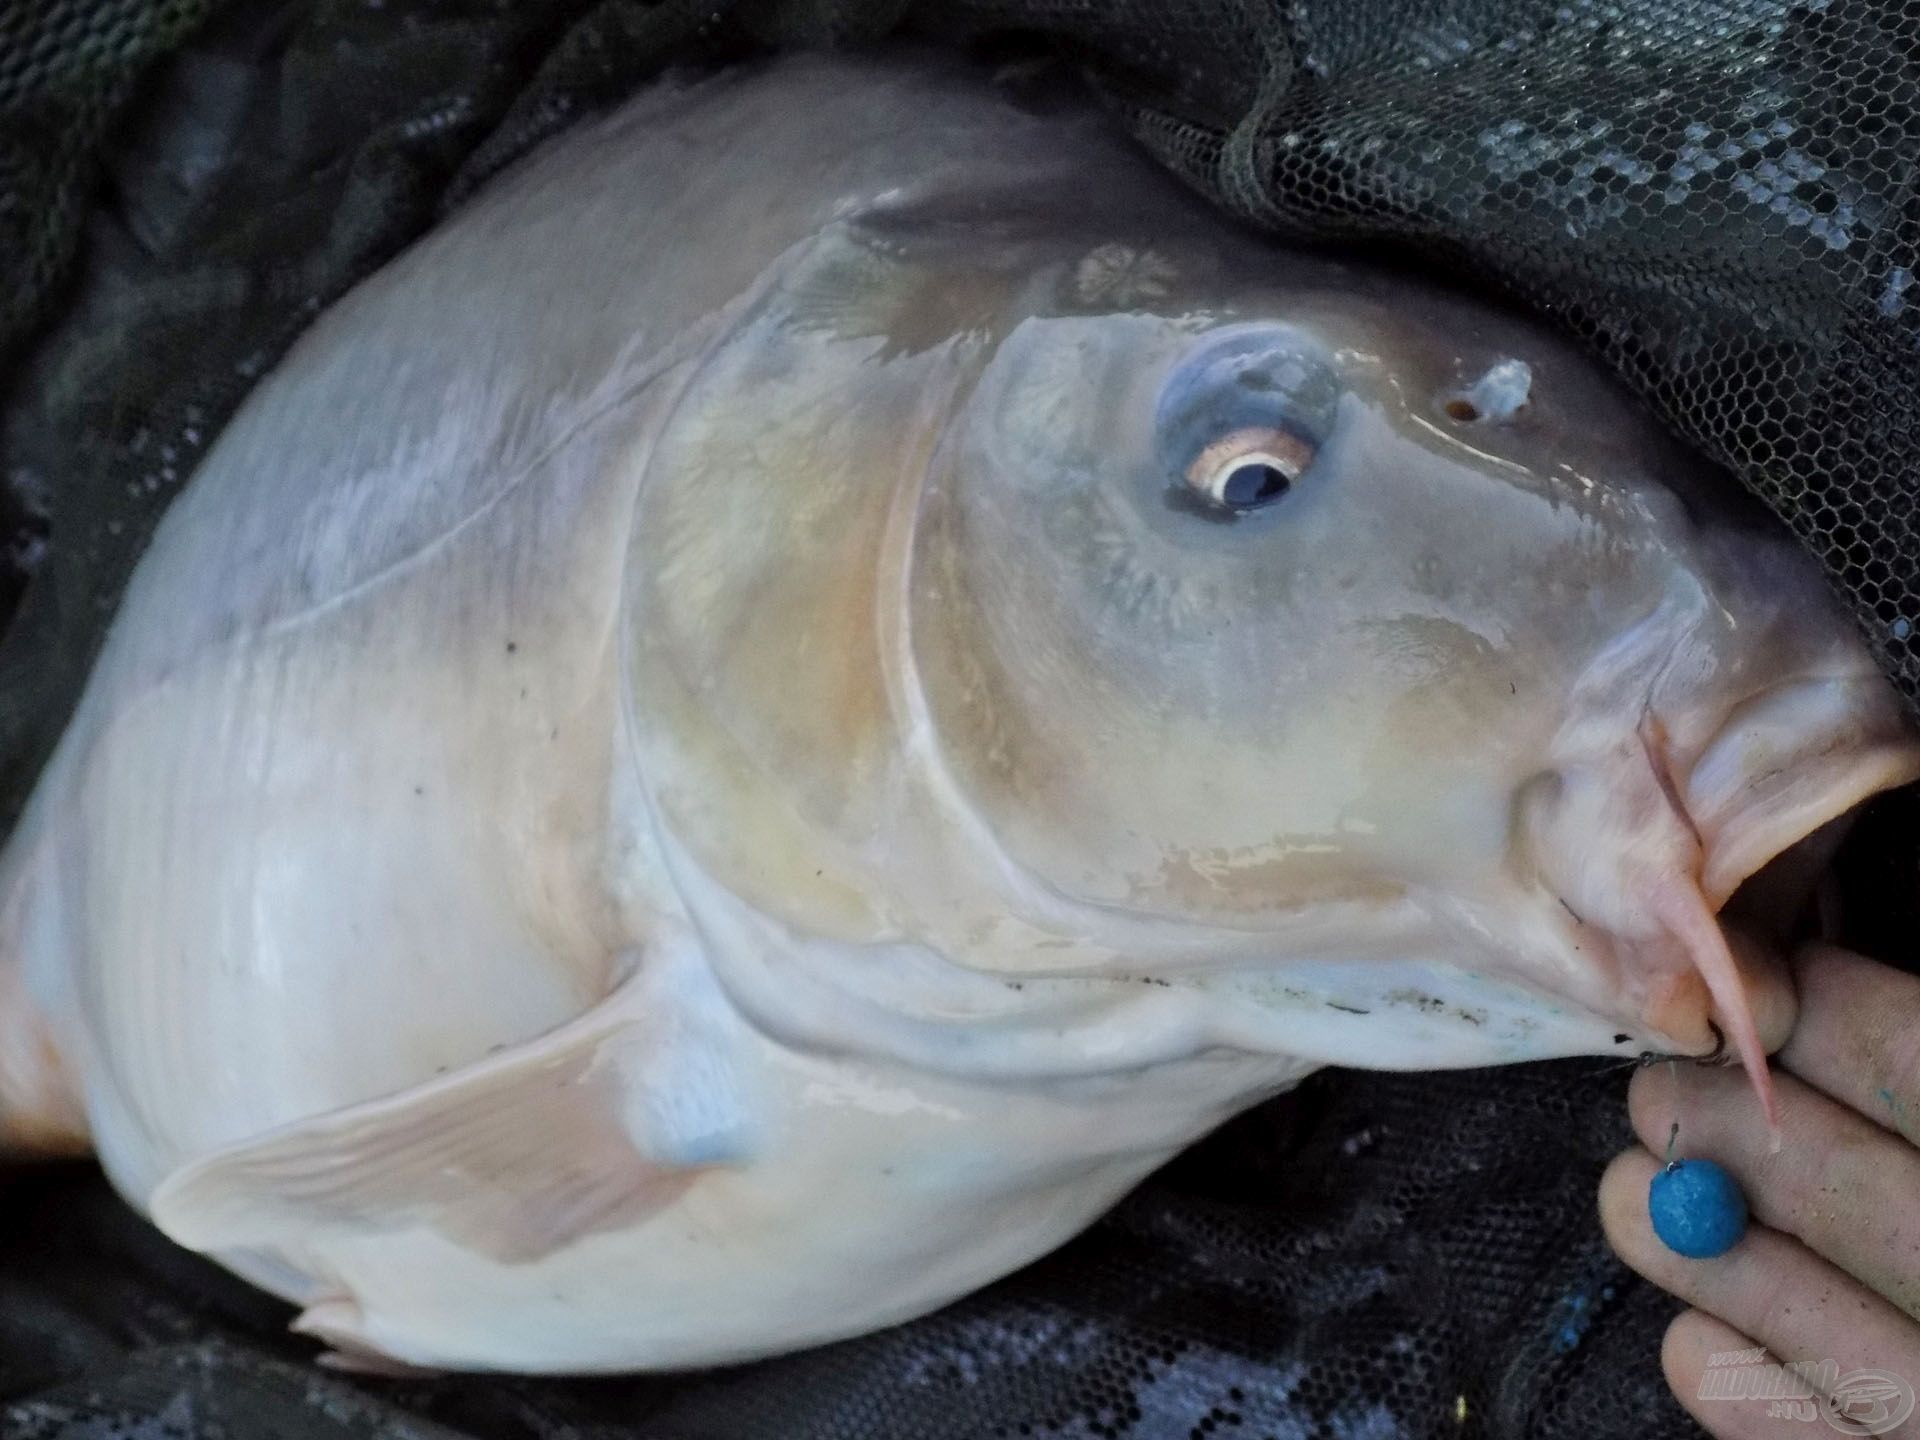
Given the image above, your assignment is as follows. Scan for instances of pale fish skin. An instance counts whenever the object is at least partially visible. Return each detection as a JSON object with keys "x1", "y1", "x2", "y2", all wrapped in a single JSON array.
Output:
[{"x1": 0, "y1": 53, "x2": 1914, "y2": 1373}]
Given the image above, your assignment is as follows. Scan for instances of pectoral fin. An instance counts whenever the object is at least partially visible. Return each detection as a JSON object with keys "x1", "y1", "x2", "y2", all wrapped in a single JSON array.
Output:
[{"x1": 151, "y1": 951, "x2": 753, "y2": 1265}]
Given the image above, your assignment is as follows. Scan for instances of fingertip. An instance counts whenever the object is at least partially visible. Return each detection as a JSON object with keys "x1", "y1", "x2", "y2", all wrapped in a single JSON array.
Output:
[
  {"x1": 1663, "y1": 1309, "x2": 1775, "y2": 1440},
  {"x1": 1626, "y1": 1062, "x2": 1668, "y2": 1150},
  {"x1": 1599, "y1": 1147, "x2": 1659, "y2": 1255},
  {"x1": 1660, "y1": 1307, "x2": 1710, "y2": 1398},
  {"x1": 1662, "y1": 1309, "x2": 1763, "y2": 1422},
  {"x1": 1625, "y1": 1051, "x2": 1786, "y2": 1170}
]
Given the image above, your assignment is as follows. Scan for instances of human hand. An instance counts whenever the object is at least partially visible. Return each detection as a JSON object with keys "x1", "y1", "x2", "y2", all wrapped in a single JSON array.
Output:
[{"x1": 1600, "y1": 944, "x2": 1920, "y2": 1437}]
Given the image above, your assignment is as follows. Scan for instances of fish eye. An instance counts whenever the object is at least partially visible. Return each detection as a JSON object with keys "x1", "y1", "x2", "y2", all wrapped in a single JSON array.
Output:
[
  {"x1": 1184, "y1": 426, "x2": 1316, "y2": 511},
  {"x1": 1154, "y1": 324, "x2": 1340, "y2": 518}
]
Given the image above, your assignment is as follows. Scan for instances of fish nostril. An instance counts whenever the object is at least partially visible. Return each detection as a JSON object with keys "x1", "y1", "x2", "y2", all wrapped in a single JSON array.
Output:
[{"x1": 1441, "y1": 357, "x2": 1532, "y2": 426}]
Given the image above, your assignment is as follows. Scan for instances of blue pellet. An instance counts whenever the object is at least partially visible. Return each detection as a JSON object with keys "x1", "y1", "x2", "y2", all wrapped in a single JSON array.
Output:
[{"x1": 1649, "y1": 1158, "x2": 1748, "y2": 1259}]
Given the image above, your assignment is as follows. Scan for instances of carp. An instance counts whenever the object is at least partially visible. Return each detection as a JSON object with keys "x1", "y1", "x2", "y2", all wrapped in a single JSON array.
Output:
[{"x1": 0, "y1": 54, "x2": 1912, "y2": 1371}]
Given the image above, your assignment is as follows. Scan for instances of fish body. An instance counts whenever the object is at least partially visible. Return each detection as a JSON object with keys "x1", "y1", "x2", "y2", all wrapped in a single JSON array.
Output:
[{"x1": 0, "y1": 53, "x2": 1914, "y2": 1371}]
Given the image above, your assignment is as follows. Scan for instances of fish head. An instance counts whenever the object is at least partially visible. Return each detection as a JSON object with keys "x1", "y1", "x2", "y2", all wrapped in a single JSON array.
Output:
[{"x1": 906, "y1": 238, "x2": 1920, "y2": 1110}]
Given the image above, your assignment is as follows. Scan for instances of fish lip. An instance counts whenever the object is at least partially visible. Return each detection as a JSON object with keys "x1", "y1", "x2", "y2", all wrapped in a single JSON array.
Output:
[{"x1": 1682, "y1": 673, "x2": 1920, "y2": 908}]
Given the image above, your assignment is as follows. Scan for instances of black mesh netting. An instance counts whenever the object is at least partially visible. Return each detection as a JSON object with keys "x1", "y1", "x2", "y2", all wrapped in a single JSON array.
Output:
[{"x1": 4, "y1": 2, "x2": 1920, "y2": 1437}]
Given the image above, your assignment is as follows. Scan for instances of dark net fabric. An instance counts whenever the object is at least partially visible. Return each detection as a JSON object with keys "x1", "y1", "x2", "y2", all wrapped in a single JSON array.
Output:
[{"x1": 3, "y1": 2, "x2": 1920, "y2": 1438}]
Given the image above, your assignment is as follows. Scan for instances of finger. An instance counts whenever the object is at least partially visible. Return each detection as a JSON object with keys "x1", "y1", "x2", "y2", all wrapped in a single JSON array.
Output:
[
  {"x1": 1600, "y1": 1150, "x2": 1920, "y2": 1392},
  {"x1": 1661, "y1": 1309, "x2": 1807, "y2": 1440},
  {"x1": 1627, "y1": 1059, "x2": 1920, "y2": 1321},
  {"x1": 1781, "y1": 944, "x2": 1920, "y2": 1146}
]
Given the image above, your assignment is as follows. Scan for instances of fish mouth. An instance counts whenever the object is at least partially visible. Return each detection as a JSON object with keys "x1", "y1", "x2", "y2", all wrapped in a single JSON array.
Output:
[
  {"x1": 1526, "y1": 672, "x2": 1920, "y2": 1131},
  {"x1": 1663, "y1": 676, "x2": 1920, "y2": 1127},
  {"x1": 1684, "y1": 675, "x2": 1920, "y2": 908}
]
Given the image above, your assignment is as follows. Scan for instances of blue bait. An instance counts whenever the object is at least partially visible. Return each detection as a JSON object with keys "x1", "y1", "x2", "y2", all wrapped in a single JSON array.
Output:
[{"x1": 1649, "y1": 1158, "x2": 1748, "y2": 1259}]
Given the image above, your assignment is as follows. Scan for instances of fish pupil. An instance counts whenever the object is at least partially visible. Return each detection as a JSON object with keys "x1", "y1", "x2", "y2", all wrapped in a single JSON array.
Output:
[{"x1": 1221, "y1": 462, "x2": 1289, "y2": 508}]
